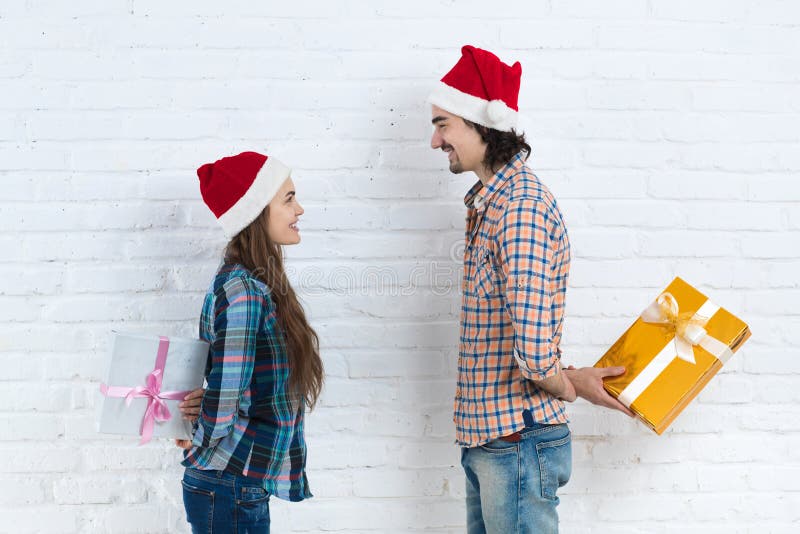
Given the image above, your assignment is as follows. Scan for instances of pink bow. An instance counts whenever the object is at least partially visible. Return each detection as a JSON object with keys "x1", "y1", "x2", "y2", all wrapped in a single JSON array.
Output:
[{"x1": 100, "y1": 336, "x2": 192, "y2": 445}]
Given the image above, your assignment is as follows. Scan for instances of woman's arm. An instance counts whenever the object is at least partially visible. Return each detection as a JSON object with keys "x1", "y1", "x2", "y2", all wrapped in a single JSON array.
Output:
[{"x1": 192, "y1": 276, "x2": 265, "y2": 448}]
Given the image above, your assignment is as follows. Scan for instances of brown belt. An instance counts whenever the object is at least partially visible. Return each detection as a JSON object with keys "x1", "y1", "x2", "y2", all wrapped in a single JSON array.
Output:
[{"x1": 498, "y1": 431, "x2": 522, "y2": 443}]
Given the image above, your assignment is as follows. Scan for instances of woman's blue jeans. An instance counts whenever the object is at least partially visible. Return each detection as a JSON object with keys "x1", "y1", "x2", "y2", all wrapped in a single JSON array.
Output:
[{"x1": 182, "y1": 467, "x2": 270, "y2": 534}]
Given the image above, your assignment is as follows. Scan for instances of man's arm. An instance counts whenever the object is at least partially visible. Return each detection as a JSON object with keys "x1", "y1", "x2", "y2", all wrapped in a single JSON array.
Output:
[
  {"x1": 533, "y1": 370, "x2": 577, "y2": 402},
  {"x1": 498, "y1": 198, "x2": 572, "y2": 399}
]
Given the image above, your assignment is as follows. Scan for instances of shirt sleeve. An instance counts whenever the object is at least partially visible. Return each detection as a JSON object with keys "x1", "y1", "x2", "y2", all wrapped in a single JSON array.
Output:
[
  {"x1": 497, "y1": 198, "x2": 561, "y2": 381},
  {"x1": 194, "y1": 276, "x2": 265, "y2": 448}
]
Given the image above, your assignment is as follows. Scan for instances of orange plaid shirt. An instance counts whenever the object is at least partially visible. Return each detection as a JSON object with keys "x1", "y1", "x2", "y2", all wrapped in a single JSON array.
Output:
[{"x1": 455, "y1": 152, "x2": 571, "y2": 447}]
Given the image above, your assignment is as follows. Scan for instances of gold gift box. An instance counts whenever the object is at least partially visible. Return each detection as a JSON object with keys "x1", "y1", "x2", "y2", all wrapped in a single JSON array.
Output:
[{"x1": 594, "y1": 277, "x2": 751, "y2": 435}]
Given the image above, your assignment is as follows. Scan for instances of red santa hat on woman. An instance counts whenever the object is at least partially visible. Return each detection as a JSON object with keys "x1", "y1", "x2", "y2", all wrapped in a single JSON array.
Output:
[
  {"x1": 428, "y1": 45, "x2": 522, "y2": 132},
  {"x1": 197, "y1": 151, "x2": 291, "y2": 238}
]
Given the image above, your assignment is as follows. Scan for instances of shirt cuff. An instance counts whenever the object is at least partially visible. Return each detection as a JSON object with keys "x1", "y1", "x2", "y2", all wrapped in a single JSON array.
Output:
[{"x1": 513, "y1": 349, "x2": 561, "y2": 381}]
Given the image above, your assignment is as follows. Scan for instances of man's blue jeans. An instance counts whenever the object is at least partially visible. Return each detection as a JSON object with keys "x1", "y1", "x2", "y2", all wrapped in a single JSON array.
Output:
[
  {"x1": 182, "y1": 467, "x2": 270, "y2": 533},
  {"x1": 461, "y1": 423, "x2": 572, "y2": 534}
]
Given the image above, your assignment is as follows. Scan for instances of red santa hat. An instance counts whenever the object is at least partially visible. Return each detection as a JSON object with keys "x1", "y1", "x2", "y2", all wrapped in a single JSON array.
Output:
[
  {"x1": 428, "y1": 45, "x2": 522, "y2": 132},
  {"x1": 197, "y1": 151, "x2": 291, "y2": 238}
]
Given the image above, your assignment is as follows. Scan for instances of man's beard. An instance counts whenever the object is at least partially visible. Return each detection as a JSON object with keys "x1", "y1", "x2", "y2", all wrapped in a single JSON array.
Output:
[{"x1": 443, "y1": 145, "x2": 463, "y2": 174}]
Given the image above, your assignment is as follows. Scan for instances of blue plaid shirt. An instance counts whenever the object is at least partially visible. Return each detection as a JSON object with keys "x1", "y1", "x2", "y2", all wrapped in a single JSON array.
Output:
[{"x1": 182, "y1": 263, "x2": 311, "y2": 502}]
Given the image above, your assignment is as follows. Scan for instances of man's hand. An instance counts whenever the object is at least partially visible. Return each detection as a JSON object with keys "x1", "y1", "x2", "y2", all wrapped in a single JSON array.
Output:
[
  {"x1": 563, "y1": 366, "x2": 635, "y2": 417},
  {"x1": 179, "y1": 388, "x2": 205, "y2": 422}
]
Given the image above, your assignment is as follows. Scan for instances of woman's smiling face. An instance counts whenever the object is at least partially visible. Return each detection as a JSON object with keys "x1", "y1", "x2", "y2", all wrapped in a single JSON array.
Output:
[{"x1": 267, "y1": 177, "x2": 304, "y2": 246}]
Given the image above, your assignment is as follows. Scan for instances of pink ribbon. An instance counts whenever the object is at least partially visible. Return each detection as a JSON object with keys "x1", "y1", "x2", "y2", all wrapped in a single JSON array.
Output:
[{"x1": 100, "y1": 336, "x2": 192, "y2": 445}]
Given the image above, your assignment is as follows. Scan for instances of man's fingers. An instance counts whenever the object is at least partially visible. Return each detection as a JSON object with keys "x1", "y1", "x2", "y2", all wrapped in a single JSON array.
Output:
[
  {"x1": 604, "y1": 397, "x2": 635, "y2": 417},
  {"x1": 597, "y1": 366, "x2": 626, "y2": 378},
  {"x1": 589, "y1": 385, "x2": 636, "y2": 417},
  {"x1": 587, "y1": 367, "x2": 635, "y2": 415}
]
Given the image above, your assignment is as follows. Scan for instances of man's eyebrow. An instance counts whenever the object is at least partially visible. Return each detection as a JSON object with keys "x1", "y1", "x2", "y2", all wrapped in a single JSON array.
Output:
[{"x1": 431, "y1": 116, "x2": 448, "y2": 124}]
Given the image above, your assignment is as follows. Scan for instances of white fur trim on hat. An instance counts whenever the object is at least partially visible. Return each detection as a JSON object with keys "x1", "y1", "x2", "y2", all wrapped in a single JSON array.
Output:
[
  {"x1": 428, "y1": 81, "x2": 518, "y2": 132},
  {"x1": 217, "y1": 157, "x2": 291, "y2": 238}
]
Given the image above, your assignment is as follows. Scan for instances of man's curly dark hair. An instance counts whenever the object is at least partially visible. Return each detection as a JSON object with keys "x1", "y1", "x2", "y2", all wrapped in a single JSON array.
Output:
[{"x1": 464, "y1": 119, "x2": 532, "y2": 172}]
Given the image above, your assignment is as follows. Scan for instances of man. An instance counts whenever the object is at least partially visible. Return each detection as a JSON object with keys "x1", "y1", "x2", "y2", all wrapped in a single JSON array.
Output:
[{"x1": 428, "y1": 45, "x2": 633, "y2": 534}]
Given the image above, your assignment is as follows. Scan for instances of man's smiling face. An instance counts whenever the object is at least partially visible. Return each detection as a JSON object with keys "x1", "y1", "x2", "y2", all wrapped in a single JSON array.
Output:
[{"x1": 430, "y1": 105, "x2": 487, "y2": 175}]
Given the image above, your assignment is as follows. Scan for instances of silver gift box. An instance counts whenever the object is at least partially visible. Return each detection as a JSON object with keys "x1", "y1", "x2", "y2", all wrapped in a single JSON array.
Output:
[{"x1": 98, "y1": 332, "x2": 208, "y2": 442}]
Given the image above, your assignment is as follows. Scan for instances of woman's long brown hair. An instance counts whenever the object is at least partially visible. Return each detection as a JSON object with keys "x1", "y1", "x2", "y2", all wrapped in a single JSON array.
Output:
[{"x1": 224, "y1": 207, "x2": 324, "y2": 409}]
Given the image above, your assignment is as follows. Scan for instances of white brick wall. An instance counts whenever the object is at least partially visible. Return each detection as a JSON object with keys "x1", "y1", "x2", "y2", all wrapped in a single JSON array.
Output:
[{"x1": 2, "y1": 0, "x2": 799, "y2": 532}]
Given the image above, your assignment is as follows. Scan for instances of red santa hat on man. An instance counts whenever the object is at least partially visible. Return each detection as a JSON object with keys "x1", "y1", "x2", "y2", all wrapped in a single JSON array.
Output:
[
  {"x1": 428, "y1": 45, "x2": 522, "y2": 132},
  {"x1": 197, "y1": 151, "x2": 291, "y2": 238}
]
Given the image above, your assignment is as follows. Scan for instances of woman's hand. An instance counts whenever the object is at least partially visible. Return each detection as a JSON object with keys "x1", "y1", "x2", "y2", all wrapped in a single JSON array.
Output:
[
  {"x1": 174, "y1": 439, "x2": 193, "y2": 450},
  {"x1": 175, "y1": 388, "x2": 204, "y2": 450},
  {"x1": 179, "y1": 388, "x2": 205, "y2": 422}
]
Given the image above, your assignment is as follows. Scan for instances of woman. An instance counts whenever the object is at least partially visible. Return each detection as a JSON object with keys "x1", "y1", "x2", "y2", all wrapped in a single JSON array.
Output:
[{"x1": 177, "y1": 151, "x2": 324, "y2": 533}]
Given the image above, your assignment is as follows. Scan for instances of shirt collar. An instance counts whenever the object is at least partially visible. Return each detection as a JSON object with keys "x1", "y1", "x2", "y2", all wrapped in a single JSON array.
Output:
[{"x1": 463, "y1": 151, "x2": 528, "y2": 210}]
